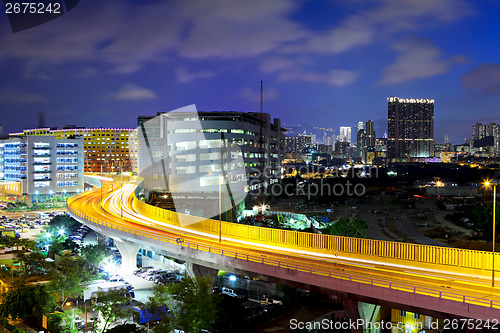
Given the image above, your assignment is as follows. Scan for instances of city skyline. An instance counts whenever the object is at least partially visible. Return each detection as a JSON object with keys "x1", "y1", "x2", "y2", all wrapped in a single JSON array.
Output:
[{"x1": 1, "y1": 0, "x2": 500, "y2": 144}]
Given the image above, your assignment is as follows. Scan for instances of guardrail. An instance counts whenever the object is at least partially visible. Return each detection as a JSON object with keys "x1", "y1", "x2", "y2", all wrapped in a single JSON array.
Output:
[
  {"x1": 66, "y1": 202, "x2": 500, "y2": 311},
  {"x1": 127, "y1": 188, "x2": 498, "y2": 277}
]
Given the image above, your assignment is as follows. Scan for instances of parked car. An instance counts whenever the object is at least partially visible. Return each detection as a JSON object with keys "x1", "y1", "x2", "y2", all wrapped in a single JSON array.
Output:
[
  {"x1": 138, "y1": 268, "x2": 162, "y2": 279},
  {"x1": 146, "y1": 270, "x2": 167, "y2": 281},
  {"x1": 222, "y1": 287, "x2": 247, "y2": 300},
  {"x1": 133, "y1": 266, "x2": 154, "y2": 275},
  {"x1": 260, "y1": 297, "x2": 282, "y2": 305}
]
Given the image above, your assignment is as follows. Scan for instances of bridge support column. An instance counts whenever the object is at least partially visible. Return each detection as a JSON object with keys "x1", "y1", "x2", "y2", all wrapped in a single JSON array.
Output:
[
  {"x1": 358, "y1": 302, "x2": 381, "y2": 332},
  {"x1": 114, "y1": 239, "x2": 139, "y2": 274},
  {"x1": 185, "y1": 262, "x2": 219, "y2": 284},
  {"x1": 343, "y1": 298, "x2": 362, "y2": 333}
]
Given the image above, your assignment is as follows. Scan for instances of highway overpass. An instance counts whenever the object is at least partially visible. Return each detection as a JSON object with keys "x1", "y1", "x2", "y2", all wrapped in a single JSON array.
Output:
[{"x1": 67, "y1": 181, "x2": 500, "y2": 321}]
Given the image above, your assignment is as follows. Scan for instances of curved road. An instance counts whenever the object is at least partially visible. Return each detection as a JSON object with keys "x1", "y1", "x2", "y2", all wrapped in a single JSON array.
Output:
[{"x1": 68, "y1": 182, "x2": 500, "y2": 319}]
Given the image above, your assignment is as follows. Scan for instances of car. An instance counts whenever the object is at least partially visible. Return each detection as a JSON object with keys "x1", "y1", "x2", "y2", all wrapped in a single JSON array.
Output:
[
  {"x1": 133, "y1": 266, "x2": 154, "y2": 275},
  {"x1": 260, "y1": 297, "x2": 282, "y2": 305},
  {"x1": 221, "y1": 287, "x2": 247, "y2": 299},
  {"x1": 146, "y1": 270, "x2": 167, "y2": 281},
  {"x1": 154, "y1": 272, "x2": 181, "y2": 284},
  {"x1": 138, "y1": 268, "x2": 161, "y2": 278}
]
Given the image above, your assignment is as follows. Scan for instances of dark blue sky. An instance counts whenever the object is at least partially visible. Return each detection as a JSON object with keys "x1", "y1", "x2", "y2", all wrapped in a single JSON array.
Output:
[{"x1": 1, "y1": 0, "x2": 500, "y2": 143}]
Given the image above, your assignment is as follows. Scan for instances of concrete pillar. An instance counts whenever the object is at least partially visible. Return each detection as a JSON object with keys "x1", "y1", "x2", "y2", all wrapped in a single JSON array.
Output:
[
  {"x1": 185, "y1": 262, "x2": 219, "y2": 284},
  {"x1": 358, "y1": 302, "x2": 381, "y2": 332},
  {"x1": 343, "y1": 298, "x2": 362, "y2": 333},
  {"x1": 114, "y1": 239, "x2": 139, "y2": 274}
]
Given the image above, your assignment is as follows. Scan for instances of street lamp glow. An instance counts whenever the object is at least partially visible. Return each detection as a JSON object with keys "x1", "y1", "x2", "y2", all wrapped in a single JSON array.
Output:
[
  {"x1": 229, "y1": 275, "x2": 237, "y2": 282},
  {"x1": 45, "y1": 232, "x2": 51, "y2": 239},
  {"x1": 57, "y1": 228, "x2": 65, "y2": 236},
  {"x1": 485, "y1": 180, "x2": 492, "y2": 187}
]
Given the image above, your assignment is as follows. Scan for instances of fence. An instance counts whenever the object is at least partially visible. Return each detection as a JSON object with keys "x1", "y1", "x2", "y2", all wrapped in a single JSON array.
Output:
[{"x1": 125, "y1": 188, "x2": 498, "y2": 277}]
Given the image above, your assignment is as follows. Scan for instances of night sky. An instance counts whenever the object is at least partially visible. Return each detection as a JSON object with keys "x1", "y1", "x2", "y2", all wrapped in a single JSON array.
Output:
[{"x1": 1, "y1": 0, "x2": 500, "y2": 143}]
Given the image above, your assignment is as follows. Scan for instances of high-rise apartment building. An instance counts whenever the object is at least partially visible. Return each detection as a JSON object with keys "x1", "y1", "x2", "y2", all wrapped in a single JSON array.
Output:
[
  {"x1": 365, "y1": 120, "x2": 376, "y2": 148},
  {"x1": 339, "y1": 127, "x2": 351, "y2": 143},
  {"x1": 11, "y1": 127, "x2": 138, "y2": 173},
  {"x1": 387, "y1": 97, "x2": 434, "y2": 160},
  {"x1": 471, "y1": 122, "x2": 499, "y2": 156},
  {"x1": 285, "y1": 135, "x2": 312, "y2": 153}
]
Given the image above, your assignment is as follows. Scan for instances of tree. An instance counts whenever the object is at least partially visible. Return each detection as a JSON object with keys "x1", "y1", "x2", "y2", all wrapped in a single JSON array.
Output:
[
  {"x1": 467, "y1": 203, "x2": 500, "y2": 241},
  {"x1": 105, "y1": 323, "x2": 146, "y2": 333},
  {"x1": 80, "y1": 242, "x2": 109, "y2": 269},
  {"x1": 0, "y1": 236, "x2": 36, "y2": 249},
  {"x1": 14, "y1": 250, "x2": 51, "y2": 277},
  {"x1": 47, "y1": 255, "x2": 92, "y2": 305},
  {"x1": 146, "y1": 277, "x2": 220, "y2": 333},
  {"x1": 92, "y1": 289, "x2": 132, "y2": 333},
  {"x1": 0, "y1": 284, "x2": 55, "y2": 324},
  {"x1": 323, "y1": 217, "x2": 368, "y2": 238}
]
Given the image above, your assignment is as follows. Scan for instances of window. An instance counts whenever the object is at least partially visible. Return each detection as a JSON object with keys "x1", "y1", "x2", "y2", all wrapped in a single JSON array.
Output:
[
  {"x1": 414, "y1": 313, "x2": 420, "y2": 320},
  {"x1": 34, "y1": 142, "x2": 50, "y2": 148},
  {"x1": 400, "y1": 310, "x2": 406, "y2": 317}
]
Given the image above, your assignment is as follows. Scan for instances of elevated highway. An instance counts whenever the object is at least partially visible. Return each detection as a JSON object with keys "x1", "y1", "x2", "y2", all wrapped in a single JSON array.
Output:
[{"x1": 67, "y1": 181, "x2": 500, "y2": 321}]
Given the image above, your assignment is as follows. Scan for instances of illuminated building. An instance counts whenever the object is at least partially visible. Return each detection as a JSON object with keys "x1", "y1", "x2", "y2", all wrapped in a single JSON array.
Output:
[
  {"x1": 387, "y1": 97, "x2": 434, "y2": 160},
  {"x1": 339, "y1": 126, "x2": 351, "y2": 143},
  {"x1": 0, "y1": 136, "x2": 84, "y2": 201},
  {"x1": 285, "y1": 135, "x2": 312, "y2": 153},
  {"x1": 11, "y1": 127, "x2": 138, "y2": 173},
  {"x1": 137, "y1": 111, "x2": 285, "y2": 197}
]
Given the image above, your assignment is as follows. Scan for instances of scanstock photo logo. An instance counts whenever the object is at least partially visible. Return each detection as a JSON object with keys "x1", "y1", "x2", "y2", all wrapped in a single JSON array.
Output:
[
  {"x1": 135, "y1": 105, "x2": 249, "y2": 227},
  {"x1": 4, "y1": 0, "x2": 80, "y2": 32}
]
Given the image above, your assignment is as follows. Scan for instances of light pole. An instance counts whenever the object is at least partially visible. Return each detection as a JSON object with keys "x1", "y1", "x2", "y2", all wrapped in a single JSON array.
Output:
[
  {"x1": 219, "y1": 173, "x2": 222, "y2": 242},
  {"x1": 485, "y1": 180, "x2": 498, "y2": 287}
]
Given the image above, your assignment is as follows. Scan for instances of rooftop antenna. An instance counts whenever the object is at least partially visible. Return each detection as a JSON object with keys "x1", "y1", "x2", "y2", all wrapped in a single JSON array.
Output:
[
  {"x1": 37, "y1": 112, "x2": 45, "y2": 128},
  {"x1": 258, "y1": 81, "x2": 264, "y2": 204}
]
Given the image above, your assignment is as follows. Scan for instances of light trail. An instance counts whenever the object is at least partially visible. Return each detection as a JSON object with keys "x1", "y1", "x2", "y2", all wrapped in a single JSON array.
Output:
[{"x1": 69, "y1": 182, "x2": 500, "y2": 307}]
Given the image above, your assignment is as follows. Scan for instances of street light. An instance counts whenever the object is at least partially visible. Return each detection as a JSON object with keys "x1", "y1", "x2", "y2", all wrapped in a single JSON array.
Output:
[{"x1": 484, "y1": 180, "x2": 498, "y2": 287}]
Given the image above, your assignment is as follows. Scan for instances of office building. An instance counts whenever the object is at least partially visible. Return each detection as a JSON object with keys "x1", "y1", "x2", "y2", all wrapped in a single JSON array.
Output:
[
  {"x1": 285, "y1": 135, "x2": 312, "y2": 153},
  {"x1": 365, "y1": 120, "x2": 376, "y2": 148},
  {"x1": 11, "y1": 127, "x2": 138, "y2": 173},
  {"x1": 471, "y1": 122, "x2": 499, "y2": 156},
  {"x1": 137, "y1": 111, "x2": 286, "y2": 218},
  {"x1": 0, "y1": 136, "x2": 84, "y2": 201},
  {"x1": 339, "y1": 127, "x2": 351, "y2": 143},
  {"x1": 387, "y1": 97, "x2": 434, "y2": 160}
]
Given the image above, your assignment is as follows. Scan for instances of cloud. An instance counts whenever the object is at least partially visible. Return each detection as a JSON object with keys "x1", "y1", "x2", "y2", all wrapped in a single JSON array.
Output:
[
  {"x1": 278, "y1": 68, "x2": 358, "y2": 87},
  {"x1": 176, "y1": 67, "x2": 216, "y2": 83},
  {"x1": 237, "y1": 87, "x2": 280, "y2": 103},
  {"x1": 0, "y1": 0, "x2": 473, "y2": 85},
  {"x1": 461, "y1": 63, "x2": 500, "y2": 95},
  {"x1": 0, "y1": 86, "x2": 47, "y2": 104},
  {"x1": 104, "y1": 83, "x2": 157, "y2": 101},
  {"x1": 380, "y1": 36, "x2": 466, "y2": 84}
]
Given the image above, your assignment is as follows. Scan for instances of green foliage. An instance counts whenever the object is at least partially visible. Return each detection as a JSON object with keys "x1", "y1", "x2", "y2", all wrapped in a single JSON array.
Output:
[
  {"x1": 47, "y1": 255, "x2": 91, "y2": 305},
  {"x1": 323, "y1": 217, "x2": 368, "y2": 238},
  {"x1": 47, "y1": 215, "x2": 80, "y2": 236},
  {"x1": 14, "y1": 250, "x2": 51, "y2": 277},
  {"x1": 80, "y1": 242, "x2": 109, "y2": 269},
  {"x1": 146, "y1": 277, "x2": 220, "y2": 333},
  {"x1": 0, "y1": 236, "x2": 36, "y2": 249},
  {"x1": 105, "y1": 323, "x2": 146, "y2": 333},
  {"x1": 0, "y1": 284, "x2": 55, "y2": 322},
  {"x1": 92, "y1": 289, "x2": 132, "y2": 333},
  {"x1": 466, "y1": 203, "x2": 500, "y2": 240}
]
